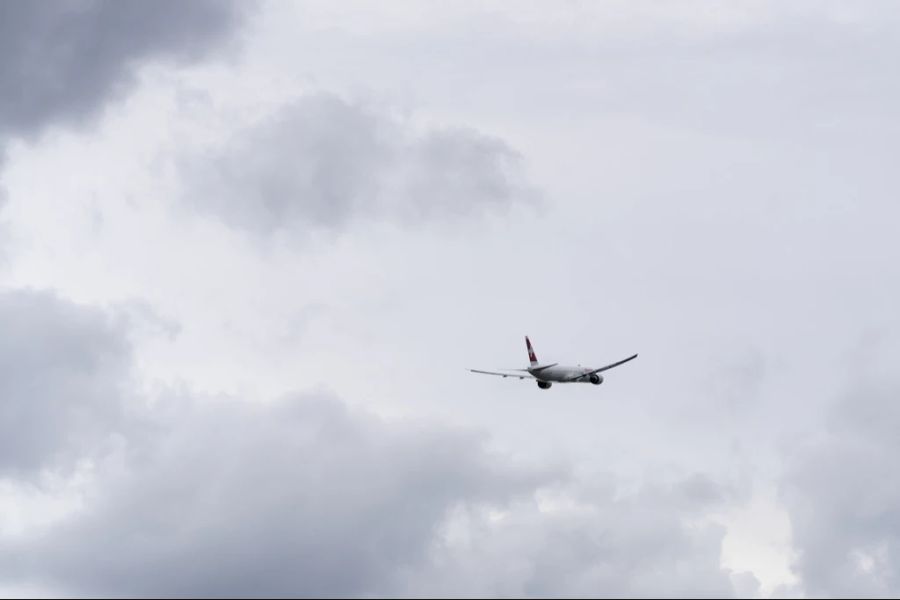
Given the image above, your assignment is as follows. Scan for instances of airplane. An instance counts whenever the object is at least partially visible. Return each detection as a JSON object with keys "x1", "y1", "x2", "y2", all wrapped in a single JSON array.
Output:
[{"x1": 469, "y1": 336, "x2": 637, "y2": 389}]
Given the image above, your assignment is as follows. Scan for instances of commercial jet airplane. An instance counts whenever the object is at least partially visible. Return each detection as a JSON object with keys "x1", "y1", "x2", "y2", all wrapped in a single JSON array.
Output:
[{"x1": 470, "y1": 336, "x2": 637, "y2": 389}]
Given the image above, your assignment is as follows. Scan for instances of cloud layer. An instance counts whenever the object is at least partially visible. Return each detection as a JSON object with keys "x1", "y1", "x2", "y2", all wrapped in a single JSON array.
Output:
[
  {"x1": 0, "y1": 291, "x2": 740, "y2": 598},
  {"x1": 3, "y1": 2, "x2": 899, "y2": 597}
]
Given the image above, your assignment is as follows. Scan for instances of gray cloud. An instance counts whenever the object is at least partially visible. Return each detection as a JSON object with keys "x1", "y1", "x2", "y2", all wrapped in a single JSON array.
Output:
[
  {"x1": 412, "y1": 474, "x2": 750, "y2": 598},
  {"x1": 0, "y1": 0, "x2": 251, "y2": 139},
  {"x1": 0, "y1": 289, "x2": 132, "y2": 476},
  {"x1": 781, "y1": 376, "x2": 900, "y2": 597},
  {"x1": 6, "y1": 393, "x2": 553, "y2": 597},
  {"x1": 3, "y1": 389, "x2": 742, "y2": 598},
  {"x1": 0, "y1": 290, "x2": 740, "y2": 597},
  {"x1": 181, "y1": 93, "x2": 533, "y2": 235}
]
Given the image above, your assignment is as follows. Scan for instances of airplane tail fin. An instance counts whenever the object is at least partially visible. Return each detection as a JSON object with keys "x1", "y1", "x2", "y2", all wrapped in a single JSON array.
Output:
[{"x1": 526, "y1": 336, "x2": 538, "y2": 366}]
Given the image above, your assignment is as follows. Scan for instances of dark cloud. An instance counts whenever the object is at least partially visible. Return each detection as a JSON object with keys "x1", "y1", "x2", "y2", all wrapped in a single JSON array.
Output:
[
  {"x1": 0, "y1": 0, "x2": 251, "y2": 139},
  {"x1": 5, "y1": 394, "x2": 551, "y2": 597},
  {"x1": 781, "y1": 376, "x2": 900, "y2": 597},
  {"x1": 181, "y1": 93, "x2": 534, "y2": 235},
  {"x1": 0, "y1": 289, "x2": 132, "y2": 476}
]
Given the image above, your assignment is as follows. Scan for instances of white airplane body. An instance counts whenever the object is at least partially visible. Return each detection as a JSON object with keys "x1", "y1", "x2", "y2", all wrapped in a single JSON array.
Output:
[{"x1": 470, "y1": 336, "x2": 637, "y2": 390}]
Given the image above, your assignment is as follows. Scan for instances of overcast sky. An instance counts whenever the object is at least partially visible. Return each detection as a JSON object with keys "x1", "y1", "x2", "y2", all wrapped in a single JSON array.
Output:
[{"x1": 1, "y1": 1, "x2": 899, "y2": 597}]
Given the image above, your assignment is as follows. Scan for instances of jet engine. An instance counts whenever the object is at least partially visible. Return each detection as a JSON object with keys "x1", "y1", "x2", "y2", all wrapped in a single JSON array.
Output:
[
  {"x1": 590, "y1": 374, "x2": 603, "y2": 385},
  {"x1": 537, "y1": 381, "x2": 552, "y2": 390}
]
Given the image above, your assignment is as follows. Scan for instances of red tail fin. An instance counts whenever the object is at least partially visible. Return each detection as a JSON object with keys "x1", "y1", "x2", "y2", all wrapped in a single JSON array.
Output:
[{"x1": 526, "y1": 336, "x2": 538, "y2": 366}]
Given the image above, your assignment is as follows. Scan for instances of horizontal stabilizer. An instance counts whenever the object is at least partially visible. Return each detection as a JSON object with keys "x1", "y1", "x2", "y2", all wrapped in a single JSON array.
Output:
[{"x1": 469, "y1": 368, "x2": 534, "y2": 380}]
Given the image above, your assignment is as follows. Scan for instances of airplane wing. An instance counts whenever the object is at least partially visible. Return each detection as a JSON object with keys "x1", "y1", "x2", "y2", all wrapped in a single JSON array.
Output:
[
  {"x1": 469, "y1": 369, "x2": 535, "y2": 380},
  {"x1": 562, "y1": 353, "x2": 638, "y2": 382}
]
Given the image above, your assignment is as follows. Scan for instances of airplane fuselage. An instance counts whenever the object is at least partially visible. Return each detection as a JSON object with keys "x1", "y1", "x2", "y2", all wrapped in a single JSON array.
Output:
[{"x1": 530, "y1": 364, "x2": 604, "y2": 385}]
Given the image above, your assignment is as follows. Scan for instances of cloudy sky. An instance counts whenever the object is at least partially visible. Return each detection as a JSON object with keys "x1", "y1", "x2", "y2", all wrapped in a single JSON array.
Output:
[{"x1": 1, "y1": 1, "x2": 899, "y2": 597}]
